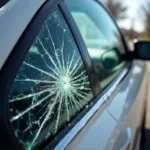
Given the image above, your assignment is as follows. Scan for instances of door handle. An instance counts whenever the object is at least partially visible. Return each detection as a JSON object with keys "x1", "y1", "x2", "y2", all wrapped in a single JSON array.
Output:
[
  {"x1": 114, "y1": 128, "x2": 131, "y2": 150},
  {"x1": 119, "y1": 128, "x2": 131, "y2": 150}
]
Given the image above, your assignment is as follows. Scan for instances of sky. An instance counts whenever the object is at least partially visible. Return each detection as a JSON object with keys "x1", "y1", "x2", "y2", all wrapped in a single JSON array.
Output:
[
  {"x1": 101, "y1": 0, "x2": 146, "y2": 32},
  {"x1": 118, "y1": 0, "x2": 145, "y2": 32}
]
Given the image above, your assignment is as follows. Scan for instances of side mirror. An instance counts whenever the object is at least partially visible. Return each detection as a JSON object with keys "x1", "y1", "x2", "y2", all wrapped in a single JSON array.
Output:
[
  {"x1": 134, "y1": 41, "x2": 150, "y2": 60},
  {"x1": 101, "y1": 48, "x2": 121, "y2": 70}
]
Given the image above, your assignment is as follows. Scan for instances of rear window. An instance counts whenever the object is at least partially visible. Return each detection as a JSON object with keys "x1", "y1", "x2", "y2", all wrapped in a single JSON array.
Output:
[{"x1": 0, "y1": 0, "x2": 10, "y2": 8}]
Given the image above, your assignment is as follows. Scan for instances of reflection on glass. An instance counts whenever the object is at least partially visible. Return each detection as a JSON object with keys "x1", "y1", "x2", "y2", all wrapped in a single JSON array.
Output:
[
  {"x1": 8, "y1": 9, "x2": 93, "y2": 150},
  {"x1": 66, "y1": 0, "x2": 126, "y2": 89}
]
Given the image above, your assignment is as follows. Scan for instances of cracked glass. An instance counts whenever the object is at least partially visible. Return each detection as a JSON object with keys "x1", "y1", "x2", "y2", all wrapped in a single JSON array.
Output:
[{"x1": 8, "y1": 9, "x2": 93, "y2": 150}]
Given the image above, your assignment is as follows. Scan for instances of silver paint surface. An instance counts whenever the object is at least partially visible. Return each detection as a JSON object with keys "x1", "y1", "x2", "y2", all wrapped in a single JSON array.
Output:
[{"x1": 60, "y1": 61, "x2": 147, "y2": 150}]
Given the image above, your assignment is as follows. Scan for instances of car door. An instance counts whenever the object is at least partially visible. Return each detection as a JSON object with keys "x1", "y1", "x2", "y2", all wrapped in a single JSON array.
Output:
[
  {"x1": 0, "y1": 1, "x2": 121, "y2": 150},
  {"x1": 109, "y1": 61, "x2": 148, "y2": 150},
  {"x1": 64, "y1": 0, "x2": 148, "y2": 150}
]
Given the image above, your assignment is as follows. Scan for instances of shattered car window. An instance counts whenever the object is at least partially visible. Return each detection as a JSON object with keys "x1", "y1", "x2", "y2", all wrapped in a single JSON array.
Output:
[{"x1": 8, "y1": 9, "x2": 93, "y2": 150}]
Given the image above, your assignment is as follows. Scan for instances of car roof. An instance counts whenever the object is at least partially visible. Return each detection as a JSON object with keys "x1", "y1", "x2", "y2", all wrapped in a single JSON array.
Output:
[{"x1": 0, "y1": 0, "x2": 46, "y2": 70}]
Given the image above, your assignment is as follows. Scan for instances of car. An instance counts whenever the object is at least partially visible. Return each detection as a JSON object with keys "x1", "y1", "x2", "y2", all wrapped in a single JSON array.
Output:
[{"x1": 0, "y1": 0, "x2": 150, "y2": 150}]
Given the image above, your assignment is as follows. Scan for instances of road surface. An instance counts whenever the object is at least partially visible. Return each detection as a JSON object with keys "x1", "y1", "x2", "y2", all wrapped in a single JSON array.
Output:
[{"x1": 141, "y1": 62, "x2": 150, "y2": 150}]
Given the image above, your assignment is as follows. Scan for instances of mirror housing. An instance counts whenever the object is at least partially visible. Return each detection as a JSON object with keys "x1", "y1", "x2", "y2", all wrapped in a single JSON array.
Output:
[
  {"x1": 134, "y1": 41, "x2": 150, "y2": 60},
  {"x1": 101, "y1": 48, "x2": 121, "y2": 70}
]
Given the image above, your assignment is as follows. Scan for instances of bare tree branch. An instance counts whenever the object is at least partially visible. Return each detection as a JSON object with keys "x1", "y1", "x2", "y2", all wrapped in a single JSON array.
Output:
[
  {"x1": 141, "y1": 0, "x2": 150, "y2": 37},
  {"x1": 106, "y1": 0, "x2": 128, "y2": 21}
]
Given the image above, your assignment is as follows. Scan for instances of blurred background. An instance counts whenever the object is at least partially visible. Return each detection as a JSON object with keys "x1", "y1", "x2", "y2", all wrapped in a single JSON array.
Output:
[
  {"x1": 101, "y1": 0, "x2": 150, "y2": 49},
  {"x1": 100, "y1": 0, "x2": 150, "y2": 149}
]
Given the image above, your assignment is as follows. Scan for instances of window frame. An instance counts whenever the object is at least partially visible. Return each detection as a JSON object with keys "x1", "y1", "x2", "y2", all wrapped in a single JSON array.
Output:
[{"x1": 0, "y1": 0, "x2": 96, "y2": 150}]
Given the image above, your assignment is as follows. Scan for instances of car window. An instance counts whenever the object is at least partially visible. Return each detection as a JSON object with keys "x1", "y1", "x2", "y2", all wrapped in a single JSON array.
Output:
[
  {"x1": 65, "y1": 0, "x2": 126, "y2": 89},
  {"x1": 8, "y1": 8, "x2": 93, "y2": 150}
]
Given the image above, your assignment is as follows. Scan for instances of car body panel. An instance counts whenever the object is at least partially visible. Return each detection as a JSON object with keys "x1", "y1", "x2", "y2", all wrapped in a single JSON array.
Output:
[
  {"x1": 107, "y1": 61, "x2": 146, "y2": 126},
  {"x1": 110, "y1": 61, "x2": 148, "y2": 150},
  {"x1": 65, "y1": 103, "x2": 121, "y2": 150},
  {"x1": 0, "y1": 0, "x2": 45, "y2": 69},
  {"x1": 0, "y1": 0, "x2": 148, "y2": 150},
  {"x1": 60, "y1": 61, "x2": 147, "y2": 150}
]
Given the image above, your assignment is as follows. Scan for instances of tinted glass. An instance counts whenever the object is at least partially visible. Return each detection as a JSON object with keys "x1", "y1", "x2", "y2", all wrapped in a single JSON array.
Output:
[
  {"x1": 66, "y1": 0, "x2": 126, "y2": 89},
  {"x1": 8, "y1": 9, "x2": 93, "y2": 150}
]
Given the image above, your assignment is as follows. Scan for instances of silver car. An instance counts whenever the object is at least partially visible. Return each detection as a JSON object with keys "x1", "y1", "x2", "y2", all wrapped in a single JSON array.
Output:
[{"x1": 0, "y1": 0, "x2": 150, "y2": 150}]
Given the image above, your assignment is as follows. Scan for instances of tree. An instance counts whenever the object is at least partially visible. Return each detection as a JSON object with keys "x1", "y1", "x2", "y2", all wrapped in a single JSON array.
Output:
[
  {"x1": 141, "y1": 0, "x2": 150, "y2": 38},
  {"x1": 105, "y1": 0, "x2": 128, "y2": 21},
  {"x1": 128, "y1": 19, "x2": 135, "y2": 40}
]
